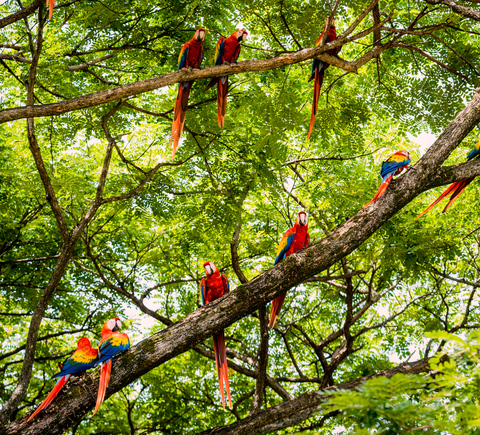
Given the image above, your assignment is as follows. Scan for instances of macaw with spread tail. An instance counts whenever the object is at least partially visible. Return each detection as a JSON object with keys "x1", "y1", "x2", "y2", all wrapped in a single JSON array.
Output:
[
  {"x1": 205, "y1": 30, "x2": 248, "y2": 128},
  {"x1": 200, "y1": 261, "x2": 232, "y2": 409},
  {"x1": 416, "y1": 141, "x2": 480, "y2": 219},
  {"x1": 93, "y1": 318, "x2": 130, "y2": 415},
  {"x1": 170, "y1": 28, "x2": 206, "y2": 160},
  {"x1": 269, "y1": 211, "x2": 310, "y2": 329},
  {"x1": 364, "y1": 151, "x2": 411, "y2": 208},
  {"x1": 307, "y1": 16, "x2": 341, "y2": 140},
  {"x1": 27, "y1": 337, "x2": 98, "y2": 422}
]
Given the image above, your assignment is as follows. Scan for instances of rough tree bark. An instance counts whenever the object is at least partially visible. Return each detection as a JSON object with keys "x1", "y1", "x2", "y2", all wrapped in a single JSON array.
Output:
[
  {"x1": 424, "y1": 0, "x2": 480, "y2": 21},
  {"x1": 5, "y1": 90, "x2": 480, "y2": 435}
]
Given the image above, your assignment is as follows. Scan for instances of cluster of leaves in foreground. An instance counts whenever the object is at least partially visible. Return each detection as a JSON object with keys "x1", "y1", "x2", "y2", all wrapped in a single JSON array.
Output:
[{"x1": 323, "y1": 332, "x2": 480, "y2": 434}]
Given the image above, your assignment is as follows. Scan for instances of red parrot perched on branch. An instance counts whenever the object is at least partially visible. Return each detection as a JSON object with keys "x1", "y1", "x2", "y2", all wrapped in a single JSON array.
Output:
[
  {"x1": 269, "y1": 211, "x2": 310, "y2": 329},
  {"x1": 200, "y1": 261, "x2": 232, "y2": 409},
  {"x1": 93, "y1": 318, "x2": 130, "y2": 415},
  {"x1": 205, "y1": 29, "x2": 248, "y2": 128},
  {"x1": 27, "y1": 337, "x2": 98, "y2": 422},
  {"x1": 415, "y1": 141, "x2": 480, "y2": 219},
  {"x1": 307, "y1": 16, "x2": 342, "y2": 140},
  {"x1": 363, "y1": 150, "x2": 411, "y2": 208},
  {"x1": 170, "y1": 28, "x2": 206, "y2": 160}
]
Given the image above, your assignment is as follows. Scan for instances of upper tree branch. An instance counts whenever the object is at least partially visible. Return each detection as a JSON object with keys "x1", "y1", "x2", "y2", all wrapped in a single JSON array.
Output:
[
  {"x1": 0, "y1": 0, "x2": 43, "y2": 30},
  {"x1": 424, "y1": 0, "x2": 480, "y2": 22},
  {"x1": 0, "y1": 7, "x2": 393, "y2": 125}
]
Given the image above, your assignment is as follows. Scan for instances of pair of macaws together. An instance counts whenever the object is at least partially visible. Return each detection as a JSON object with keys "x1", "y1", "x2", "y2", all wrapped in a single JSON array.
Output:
[
  {"x1": 364, "y1": 141, "x2": 480, "y2": 215},
  {"x1": 170, "y1": 17, "x2": 340, "y2": 159},
  {"x1": 201, "y1": 211, "x2": 309, "y2": 409},
  {"x1": 27, "y1": 318, "x2": 130, "y2": 422},
  {"x1": 170, "y1": 28, "x2": 248, "y2": 159}
]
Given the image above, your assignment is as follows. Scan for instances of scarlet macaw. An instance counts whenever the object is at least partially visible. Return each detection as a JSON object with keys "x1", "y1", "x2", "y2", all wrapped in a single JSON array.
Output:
[
  {"x1": 307, "y1": 16, "x2": 341, "y2": 140},
  {"x1": 205, "y1": 30, "x2": 248, "y2": 128},
  {"x1": 416, "y1": 141, "x2": 480, "y2": 218},
  {"x1": 269, "y1": 211, "x2": 310, "y2": 329},
  {"x1": 363, "y1": 150, "x2": 411, "y2": 208},
  {"x1": 27, "y1": 337, "x2": 98, "y2": 422},
  {"x1": 170, "y1": 28, "x2": 206, "y2": 160},
  {"x1": 93, "y1": 318, "x2": 130, "y2": 415},
  {"x1": 200, "y1": 261, "x2": 232, "y2": 409}
]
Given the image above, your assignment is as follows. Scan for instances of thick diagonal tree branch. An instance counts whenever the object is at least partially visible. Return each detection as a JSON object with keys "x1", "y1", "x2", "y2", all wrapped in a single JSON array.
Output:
[{"x1": 7, "y1": 90, "x2": 480, "y2": 435}]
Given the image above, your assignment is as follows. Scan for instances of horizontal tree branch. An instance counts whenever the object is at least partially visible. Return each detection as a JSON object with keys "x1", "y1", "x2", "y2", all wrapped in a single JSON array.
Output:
[
  {"x1": 0, "y1": 5, "x2": 394, "y2": 125},
  {"x1": 0, "y1": 0, "x2": 43, "y2": 30},
  {"x1": 424, "y1": 0, "x2": 480, "y2": 22}
]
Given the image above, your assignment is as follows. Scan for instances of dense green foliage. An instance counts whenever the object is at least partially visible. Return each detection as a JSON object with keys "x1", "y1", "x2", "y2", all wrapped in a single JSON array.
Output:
[{"x1": 1, "y1": 0, "x2": 480, "y2": 433}]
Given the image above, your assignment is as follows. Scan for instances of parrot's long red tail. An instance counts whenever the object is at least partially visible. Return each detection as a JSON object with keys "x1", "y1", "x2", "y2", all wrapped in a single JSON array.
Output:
[
  {"x1": 415, "y1": 181, "x2": 462, "y2": 219},
  {"x1": 363, "y1": 174, "x2": 393, "y2": 208},
  {"x1": 27, "y1": 375, "x2": 70, "y2": 422},
  {"x1": 307, "y1": 69, "x2": 325, "y2": 140},
  {"x1": 94, "y1": 359, "x2": 112, "y2": 416},
  {"x1": 170, "y1": 82, "x2": 192, "y2": 160},
  {"x1": 268, "y1": 291, "x2": 287, "y2": 329},
  {"x1": 213, "y1": 330, "x2": 232, "y2": 409},
  {"x1": 48, "y1": 0, "x2": 55, "y2": 19},
  {"x1": 443, "y1": 178, "x2": 473, "y2": 213},
  {"x1": 217, "y1": 77, "x2": 229, "y2": 128}
]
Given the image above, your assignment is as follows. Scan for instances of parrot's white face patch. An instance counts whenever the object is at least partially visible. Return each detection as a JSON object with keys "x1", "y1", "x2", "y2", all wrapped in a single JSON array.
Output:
[
  {"x1": 107, "y1": 319, "x2": 116, "y2": 330},
  {"x1": 298, "y1": 213, "x2": 307, "y2": 226}
]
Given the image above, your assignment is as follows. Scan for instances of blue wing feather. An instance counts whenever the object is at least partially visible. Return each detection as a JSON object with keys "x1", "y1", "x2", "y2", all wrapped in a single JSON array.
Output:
[
  {"x1": 380, "y1": 157, "x2": 410, "y2": 180},
  {"x1": 178, "y1": 44, "x2": 189, "y2": 70},
  {"x1": 274, "y1": 233, "x2": 295, "y2": 265},
  {"x1": 200, "y1": 279, "x2": 206, "y2": 306},
  {"x1": 53, "y1": 352, "x2": 97, "y2": 377},
  {"x1": 96, "y1": 336, "x2": 130, "y2": 365},
  {"x1": 467, "y1": 142, "x2": 480, "y2": 160},
  {"x1": 215, "y1": 40, "x2": 225, "y2": 65}
]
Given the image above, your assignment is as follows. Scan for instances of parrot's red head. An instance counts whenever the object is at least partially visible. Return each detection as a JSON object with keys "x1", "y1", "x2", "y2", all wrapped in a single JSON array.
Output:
[
  {"x1": 203, "y1": 261, "x2": 218, "y2": 276},
  {"x1": 77, "y1": 337, "x2": 92, "y2": 349},
  {"x1": 235, "y1": 29, "x2": 248, "y2": 42},
  {"x1": 296, "y1": 211, "x2": 308, "y2": 227},
  {"x1": 104, "y1": 318, "x2": 122, "y2": 334},
  {"x1": 195, "y1": 28, "x2": 206, "y2": 41}
]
